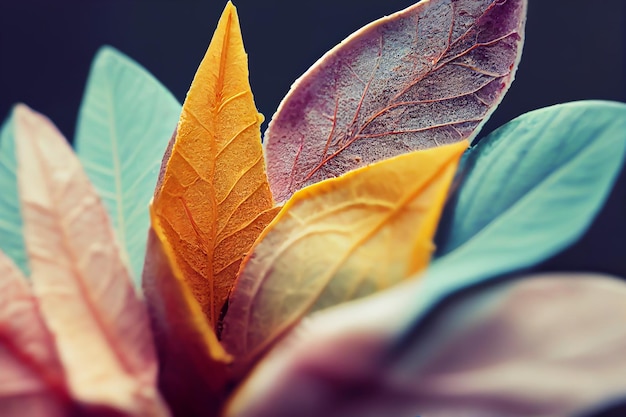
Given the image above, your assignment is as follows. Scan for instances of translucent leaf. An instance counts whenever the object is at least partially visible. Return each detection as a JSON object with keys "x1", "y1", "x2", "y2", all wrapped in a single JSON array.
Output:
[
  {"x1": 264, "y1": 0, "x2": 527, "y2": 202},
  {"x1": 143, "y1": 223, "x2": 231, "y2": 417},
  {"x1": 221, "y1": 140, "x2": 467, "y2": 370},
  {"x1": 142, "y1": 2, "x2": 276, "y2": 415},
  {"x1": 75, "y1": 46, "x2": 182, "y2": 283},
  {"x1": 15, "y1": 104, "x2": 168, "y2": 416}
]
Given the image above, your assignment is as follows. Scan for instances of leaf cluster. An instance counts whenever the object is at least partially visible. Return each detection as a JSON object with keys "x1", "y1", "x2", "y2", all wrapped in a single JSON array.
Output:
[{"x1": 1, "y1": 1, "x2": 626, "y2": 416}]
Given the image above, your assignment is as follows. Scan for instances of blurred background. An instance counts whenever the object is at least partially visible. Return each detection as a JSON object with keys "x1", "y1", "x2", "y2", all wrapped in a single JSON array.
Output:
[{"x1": 0, "y1": 0, "x2": 625, "y2": 277}]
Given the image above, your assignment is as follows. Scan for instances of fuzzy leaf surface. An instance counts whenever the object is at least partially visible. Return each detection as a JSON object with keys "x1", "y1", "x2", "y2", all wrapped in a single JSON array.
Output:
[
  {"x1": 150, "y1": 1, "x2": 276, "y2": 330},
  {"x1": 265, "y1": 0, "x2": 527, "y2": 202},
  {"x1": 221, "y1": 140, "x2": 467, "y2": 368},
  {"x1": 15, "y1": 105, "x2": 168, "y2": 416},
  {"x1": 75, "y1": 46, "x2": 182, "y2": 284}
]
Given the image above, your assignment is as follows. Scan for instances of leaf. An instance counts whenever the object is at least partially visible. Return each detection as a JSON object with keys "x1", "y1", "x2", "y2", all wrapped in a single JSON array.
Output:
[
  {"x1": 150, "y1": 1, "x2": 277, "y2": 330},
  {"x1": 416, "y1": 101, "x2": 626, "y2": 318},
  {"x1": 222, "y1": 273, "x2": 626, "y2": 417},
  {"x1": 0, "y1": 109, "x2": 27, "y2": 275},
  {"x1": 0, "y1": 250, "x2": 68, "y2": 417},
  {"x1": 75, "y1": 46, "x2": 182, "y2": 284},
  {"x1": 221, "y1": 140, "x2": 467, "y2": 369},
  {"x1": 14, "y1": 104, "x2": 169, "y2": 416},
  {"x1": 264, "y1": 0, "x2": 527, "y2": 203},
  {"x1": 142, "y1": 223, "x2": 231, "y2": 417}
]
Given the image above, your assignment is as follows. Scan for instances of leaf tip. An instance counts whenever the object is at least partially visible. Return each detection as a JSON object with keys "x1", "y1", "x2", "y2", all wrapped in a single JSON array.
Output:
[
  {"x1": 90, "y1": 44, "x2": 138, "y2": 75},
  {"x1": 12, "y1": 102, "x2": 31, "y2": 118},
  {"x1": 94, "y1": 44, "x2": 120, "y2": 60},
  {"x1": 12, "y1": 103, "x2": 44, "y2": 138}
]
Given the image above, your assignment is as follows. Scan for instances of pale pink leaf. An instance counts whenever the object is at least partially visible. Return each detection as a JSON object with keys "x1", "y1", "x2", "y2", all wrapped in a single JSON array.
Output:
[
  {"x1": 264, "y1": 0, "x2": 527, "y2": 202},
  {"x1": 14, "y1": 104, "x2": 169, "y2": 417},
  {"x1": 0, "y1": 250, "x2": 67, "y2": 417},
  {"x1": 224, "y1": 274, "x2": 626, "y2": 417}
]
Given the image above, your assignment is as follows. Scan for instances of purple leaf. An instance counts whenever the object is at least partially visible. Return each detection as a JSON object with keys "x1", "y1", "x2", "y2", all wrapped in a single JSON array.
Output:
[{"x1": 264, "y1": 0, "x2": 527, "y2": 203}]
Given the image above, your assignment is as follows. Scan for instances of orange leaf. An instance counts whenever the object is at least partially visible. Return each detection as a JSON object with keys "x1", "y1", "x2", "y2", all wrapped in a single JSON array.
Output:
[
  {"x1": 0, "y1": 250, "x2": 68, "y2": 417},
  {"x1": 221, "y1": 140, "x2": 468, "y2": 370},
  {"x1": 150, "y1": 0, "x2": 277, "y2": 331},
  {"x1": 15, "y1": 104, "x2": 168, "y2": 416},
  {"x1": 142, "y1": 221, "x2": 231, "y2": 417}
]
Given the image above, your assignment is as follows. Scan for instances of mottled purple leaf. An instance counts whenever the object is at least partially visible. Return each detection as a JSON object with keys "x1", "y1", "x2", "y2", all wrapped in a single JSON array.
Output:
[{"x1": 264, "y1": 0, "x2": 527, "y2": 202}]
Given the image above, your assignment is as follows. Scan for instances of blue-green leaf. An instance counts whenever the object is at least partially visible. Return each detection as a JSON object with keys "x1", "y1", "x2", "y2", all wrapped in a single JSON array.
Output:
[
  {"x1": 0, "y1": 108, "x2": 27, "y2": 275},
  {"x1": 75, "y1": 46, "x2": 181, "y2": 283},
  {"x1": 433, "y1": 100, "x2": 626, "y2": 277},
  {"x1": 400, "y1": 100, "x2": 626, "y2": 345}
]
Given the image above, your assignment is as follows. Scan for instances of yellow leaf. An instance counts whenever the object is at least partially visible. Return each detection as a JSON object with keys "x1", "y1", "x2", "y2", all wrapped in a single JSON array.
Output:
[
  {"x1": 150, "y1": 1, "x2": 277, "y2": 331},
  {"x1": 221, "y1": 140, "x2": 468, "y2": 370}
]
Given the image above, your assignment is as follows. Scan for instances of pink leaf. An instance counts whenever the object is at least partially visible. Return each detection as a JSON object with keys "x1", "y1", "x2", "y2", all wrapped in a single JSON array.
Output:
[
  {"x1": 0, "y1": 251, "x2": 67, "y2": 417},
  {"x1": 14, "y1": 104, "x2": 169, "y2": 417},
  {"x1": 264, "y1": 0, "x2": 527, "y2": 202},
  {"x1": 223, "y1": 274, "x2": 626, "y2": 417}
]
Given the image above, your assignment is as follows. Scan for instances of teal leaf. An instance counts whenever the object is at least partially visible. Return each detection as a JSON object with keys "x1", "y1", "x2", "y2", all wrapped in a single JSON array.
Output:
[
  {"x1": 0, "y1": 108, "x2": 28, "y2": 275},
  {"x1": 399, "y1": 100, "x2": 626, "y2": 349},
  {"x1": 75, "y1": 46, "x2": 181, "y2": 284},
  {"x1": 434, "y1": 100, "x2": 626, "y2": 271}
]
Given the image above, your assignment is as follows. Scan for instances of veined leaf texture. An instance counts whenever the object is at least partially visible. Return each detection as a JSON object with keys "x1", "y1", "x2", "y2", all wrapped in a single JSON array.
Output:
[
  {"x1": 142, "y1": 223, "x2": 231, "y2": 417},
  {"x1": 221, "y1": 141, "x2": 467, "y2": 368},
  {"x1": 149, "y1": 1, "x2": 277, "y2": 331},
  {"x1": 0, "y1": 251, "x2": 67, "y2": 417},
  {"x1": 143, "y1": 2, "x2": 278, "y2": 415},
  {"x1": 264, "y1": 0, "x2": 527, "y2": 202},
  {"x1": 15, "y1": 105, "x2": 168, "y2": 417},
  {"x1": 75, "y1": 46, "x2": 182, "y2": 284}
]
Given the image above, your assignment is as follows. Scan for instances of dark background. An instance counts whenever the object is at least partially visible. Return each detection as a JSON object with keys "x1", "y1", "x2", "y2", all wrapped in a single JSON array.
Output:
[
  {"x1": 0, "y1": 0, "x2": 624, "y2": 140},
  {"x1": 0, "y1": 0, "x2": 625, "y2": 278}
]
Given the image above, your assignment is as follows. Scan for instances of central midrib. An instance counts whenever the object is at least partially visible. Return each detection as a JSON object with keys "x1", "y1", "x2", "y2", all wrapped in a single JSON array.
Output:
[{"x1": 105, "y1": 77, "x2": 129, "y2": 269}]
